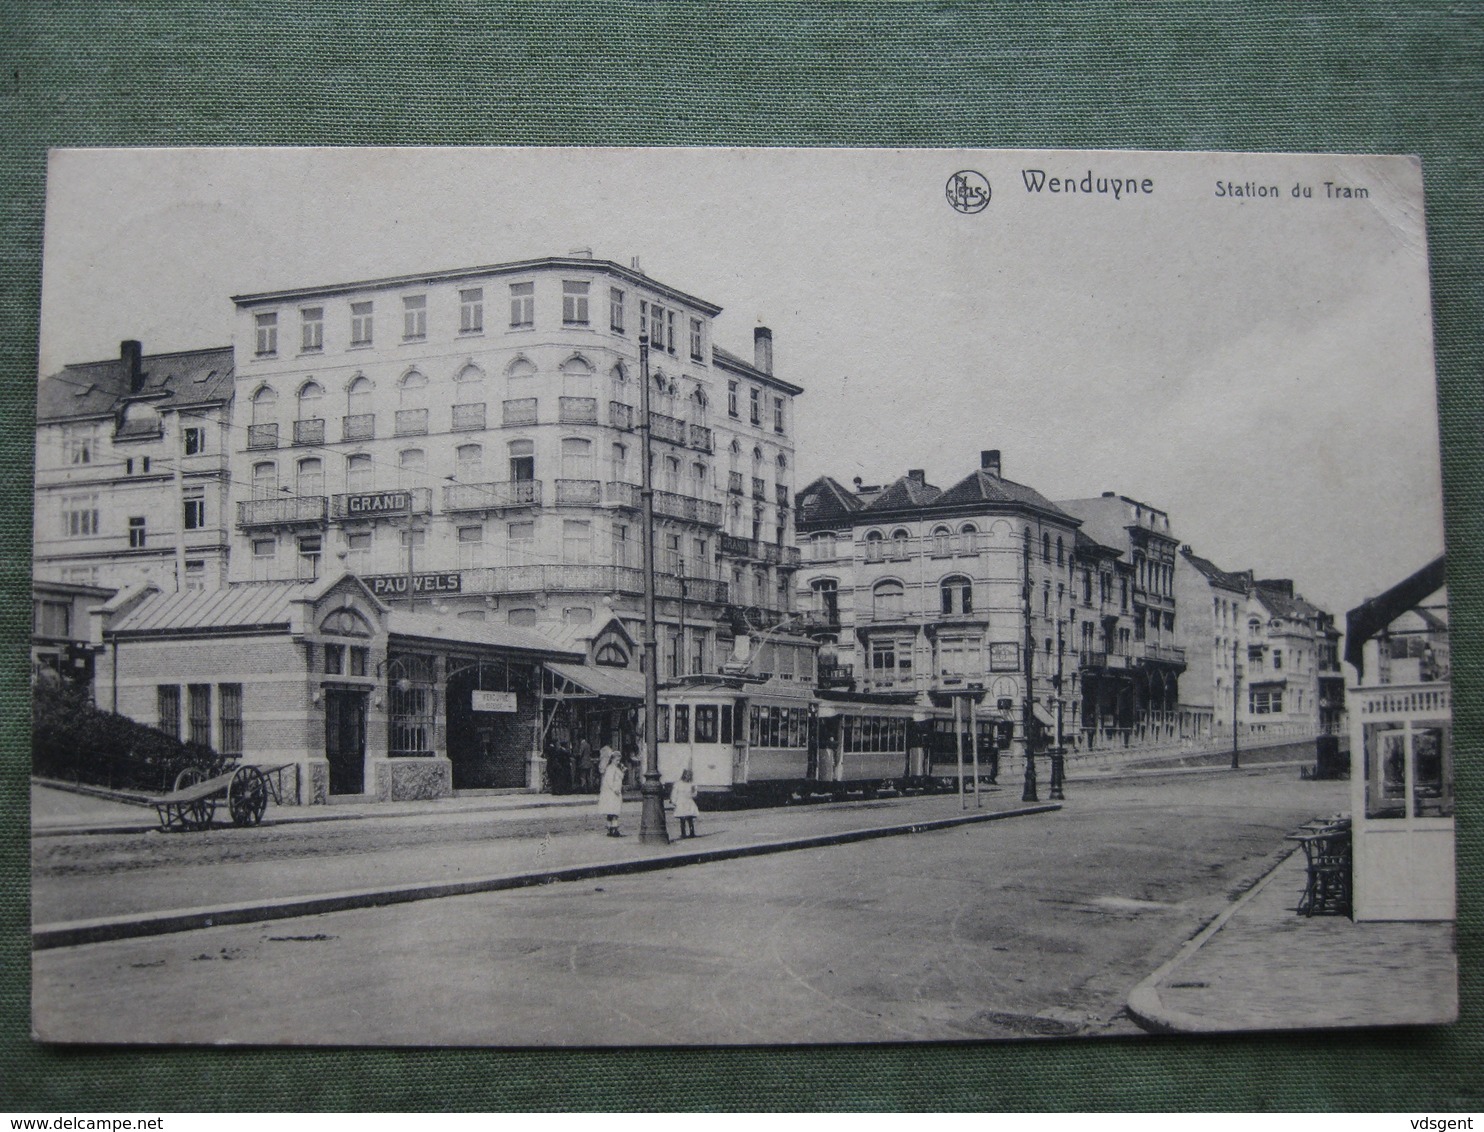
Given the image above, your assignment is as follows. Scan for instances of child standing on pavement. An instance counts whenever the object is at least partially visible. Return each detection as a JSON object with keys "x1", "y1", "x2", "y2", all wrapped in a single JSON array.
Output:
[
  {"x1": 670, "y1": 765, "x2": 699, "y2": 840},
  {"x1": 597, "y1": 746, "x2": 625, "y2": 837}
]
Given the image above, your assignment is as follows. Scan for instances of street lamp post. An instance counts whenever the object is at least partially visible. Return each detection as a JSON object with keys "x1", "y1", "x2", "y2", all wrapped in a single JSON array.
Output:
[
  {"x1": 637, "y1": 334, "x2": 670, "y2": 844},
  {"x1": 1021, "y1": 527, "x2": 1039, "y2": 803},
  {"x1": 1231, "y1": 634, "x2": 1241, "y2": 770}
]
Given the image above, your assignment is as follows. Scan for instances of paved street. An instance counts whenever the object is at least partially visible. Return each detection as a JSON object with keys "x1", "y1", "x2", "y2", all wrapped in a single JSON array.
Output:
[{"x1": 32, "y1": 765, "x2": 1348, "y2": 1044}]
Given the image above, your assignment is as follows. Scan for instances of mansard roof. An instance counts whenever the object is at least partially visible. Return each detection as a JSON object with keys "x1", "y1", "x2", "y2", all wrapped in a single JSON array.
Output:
[
  {"x1": 864, "y1": 474, "x2": 942, "y2": 513},
  {"x1": 1251, "y1": 581, "x2": 1325, "y2": 623},
  {"x1": 37, "y1": 345, "x2": 234, "y2": 425},
  {"x1": 795, "y1": 476, "x2": 864, "y2": 525},
  {"x1": 935, "y1": 469, "x2": 1073, "y2": 520}
]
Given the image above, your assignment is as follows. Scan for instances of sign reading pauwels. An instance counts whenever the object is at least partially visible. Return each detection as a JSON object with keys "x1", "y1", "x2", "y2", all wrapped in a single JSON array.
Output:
[{"x1": 362, "y1": 572, "x2": 463, "y2": 597}]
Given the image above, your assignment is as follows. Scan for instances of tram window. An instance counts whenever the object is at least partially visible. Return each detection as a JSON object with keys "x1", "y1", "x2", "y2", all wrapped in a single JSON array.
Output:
[
  {"x1": 695, "y1": 705, "x2": 718, "y2": 743},
  {"x1": 655, "y1": 704, "x2": 671, "y2": 743},
  {"x1": 674, "y1": 704, "x2": 690, "y2": 743},
  {"x1": 721, "y1": 704, "x2": 734, "y2": 744},
  {"x1": 749, "y1": 705, "x2": 761, "y2": 747}
]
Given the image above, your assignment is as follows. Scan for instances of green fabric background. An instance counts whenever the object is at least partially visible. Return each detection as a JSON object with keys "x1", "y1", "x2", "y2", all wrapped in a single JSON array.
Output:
[{"x1": 2, "y1": 1, "x2": 1480, "y2": 1111}]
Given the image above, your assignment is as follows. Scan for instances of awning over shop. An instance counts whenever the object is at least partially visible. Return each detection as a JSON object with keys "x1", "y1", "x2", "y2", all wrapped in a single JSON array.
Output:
[
  {"x1": 546, "y1": 662, "x2": 645, "y2": 700},
  {"x1": 1032, "y1": 704, "x2": 1056, "y2": 727}
]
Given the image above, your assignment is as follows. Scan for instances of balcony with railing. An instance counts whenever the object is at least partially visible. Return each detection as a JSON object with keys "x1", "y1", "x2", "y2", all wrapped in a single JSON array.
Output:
[
  {"x1": 460, "y1": 563, "x2": 727, "y2": 605},
  {"x1": 751, "y1": 476, "x2": 766, "y2": 500},
  {"x1": 608, "y1": 401, "x2": 634, "y2": 431},
  {"x1": 394, "y1": 408, "x2": 429, "y2": 437},
  {"x1": 555, "y1": 478, "x2": 602, "y2": 505},
  {"x1": 237, "y1": 494, "x2": 327, "y2": 528},
  {"x1": 329, "y1": 487, "x2": 431, "y2": 520},
  {"x1": 649, "y1": 412, "x2": 687, "y2": 445},
  {"x1": 602, "y1": 481, "x2": 721, "y2": 526},
  {"x1": 728, "y1": 470, "x2": 745, "y2": 495},
  {"x1": 503, "y1": 398, "x2": 538, "y2": 426},
  {"x1": 775, "y1": 484, "x2": 791, "y2": 508},
  {"x1": 689, "y1": 423, "x2": 713, "y2": 452},
  {"x1": 246, "y1": 424, "x2": 279, "y2": 450},
  {"x1": 1142, "y1": 643, "x2": 1187, "y2": 667},
  {"x1": 1353, "y1": 681, "x2": 1451, "y2": 719},
  {"x1": 451, "y1": 402, "x2": 487, "y2": 432},
  {"x1": 559, "y1": 396, "x2": 599, "y2": 424},
  {"x1": 342, "y1": 413, "x2": 375, "y2": 441},
  {"x1": 293, "y1": 418, "x2": 325, "y2": 446},
  {"x1": 442, "y1": 479, "x2": 542, "y2": 512}
]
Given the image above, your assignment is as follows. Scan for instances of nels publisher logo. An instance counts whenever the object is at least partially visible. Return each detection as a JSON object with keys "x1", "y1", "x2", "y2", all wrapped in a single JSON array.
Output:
[{"x1": 945, "y1": 170, "x2": 991, "y2": 214}]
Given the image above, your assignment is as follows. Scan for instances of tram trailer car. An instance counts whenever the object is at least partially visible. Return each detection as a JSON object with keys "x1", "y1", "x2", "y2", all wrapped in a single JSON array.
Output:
[{"x1": 655, "y1": 682, "x2": 956, "y2": 807}]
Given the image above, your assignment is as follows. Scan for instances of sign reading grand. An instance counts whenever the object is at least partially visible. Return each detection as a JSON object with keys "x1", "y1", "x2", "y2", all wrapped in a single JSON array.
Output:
[
  {"x1": 343, "y1": 490, "x2": 412, "y2": 516},
  {"x1": 471, "y1": 690, "x2": 517, "y2": 713},
  {"x1": 363, "y1": 572, "x2": 462, "y2": 597}
]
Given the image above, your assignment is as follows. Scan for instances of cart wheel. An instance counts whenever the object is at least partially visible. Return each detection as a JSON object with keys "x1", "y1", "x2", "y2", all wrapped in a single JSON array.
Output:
[
  {"x1": 174, "y1": 765, "x2": 209, "y2": 792},
  {"x1": 183, "y1": 795, "x2": 216, "y2": 831},
  {"x1": 228, "y1": 766, "x2": 269, "y2": 827}
]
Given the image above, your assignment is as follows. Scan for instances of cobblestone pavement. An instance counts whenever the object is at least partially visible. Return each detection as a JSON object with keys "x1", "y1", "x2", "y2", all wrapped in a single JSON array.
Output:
[{"x1": 1128, "y1": 846, "x2": 1457, "y2": 1032}]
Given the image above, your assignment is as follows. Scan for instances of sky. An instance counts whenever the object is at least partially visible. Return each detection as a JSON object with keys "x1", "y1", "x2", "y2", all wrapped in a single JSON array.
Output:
[{"x1": 36, "y1": 147, "x2": 1446, "y2": 619}]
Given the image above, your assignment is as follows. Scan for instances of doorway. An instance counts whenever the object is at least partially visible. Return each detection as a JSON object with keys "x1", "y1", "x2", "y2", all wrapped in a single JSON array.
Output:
[{"x1": 325, "y1": 688, "x2": 368, "y2": 794}]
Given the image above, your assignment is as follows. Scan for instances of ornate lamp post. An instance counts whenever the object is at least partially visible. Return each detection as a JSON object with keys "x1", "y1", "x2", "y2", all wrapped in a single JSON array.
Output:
[{"x1": 637, "y1": 333, "x2": 670, "y2": 844}]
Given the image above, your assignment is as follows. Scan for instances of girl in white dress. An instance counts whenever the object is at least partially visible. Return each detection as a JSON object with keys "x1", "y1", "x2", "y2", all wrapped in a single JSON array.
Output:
[
  {"x1": 670, "y1": 765, "x2": 699, "y2": 840},
  {"x1": 597, "y1": 746, "x2": 625, "y2": 836}
]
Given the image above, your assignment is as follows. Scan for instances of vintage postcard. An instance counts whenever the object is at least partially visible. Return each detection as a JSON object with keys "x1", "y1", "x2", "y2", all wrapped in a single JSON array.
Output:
[{"x1": 29, "y1": 147, "x2": 1455, "y2": 1045}]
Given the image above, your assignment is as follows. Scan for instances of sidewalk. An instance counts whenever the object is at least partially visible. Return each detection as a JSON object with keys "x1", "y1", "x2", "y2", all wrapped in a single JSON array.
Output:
[{"x1": 1126, "y1": 845, "x2": 1458, "y2": 1032}]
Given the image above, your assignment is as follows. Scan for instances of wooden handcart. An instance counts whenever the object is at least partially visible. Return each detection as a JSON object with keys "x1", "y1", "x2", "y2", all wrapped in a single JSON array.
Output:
[{"x1": 149, "y1": 762, "x2": 290, "y2": 832}]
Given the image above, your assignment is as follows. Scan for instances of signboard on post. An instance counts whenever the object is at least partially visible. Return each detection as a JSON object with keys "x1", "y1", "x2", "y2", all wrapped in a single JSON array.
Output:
[{"x1": 471, "y1": 690, "x2": 518, "y2": 713}]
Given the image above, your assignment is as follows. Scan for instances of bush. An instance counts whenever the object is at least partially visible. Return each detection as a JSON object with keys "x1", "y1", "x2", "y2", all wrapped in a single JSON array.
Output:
[{"x1": 32, "y1": 681, "x2": 222, "y2": 795}]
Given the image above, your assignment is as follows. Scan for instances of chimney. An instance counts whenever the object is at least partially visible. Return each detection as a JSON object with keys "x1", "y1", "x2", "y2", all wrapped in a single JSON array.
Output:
[
  {"x1": 754, "y1": 326, "x2": 773, "y2": 374},
  {"x1": 908, "y1": 469, "x2": 925, "y2": 485},
  {"x1": 852, "y1": 476, "x2": 863, "y2": 490},
  {"x1": 629, "y1": 256, "x2": 643, "y2": 273},
  {"x1": 979, "y1": 449, "x2": 1001, "y2": 477},
  {"x1": 121, "y1": 340, "x2": 144, "y2": 393}
]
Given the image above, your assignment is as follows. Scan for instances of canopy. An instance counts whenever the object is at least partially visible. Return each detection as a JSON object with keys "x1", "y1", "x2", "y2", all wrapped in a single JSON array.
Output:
[{"x1": 546, "y1": 662, "x2": 645, "y2": 700}]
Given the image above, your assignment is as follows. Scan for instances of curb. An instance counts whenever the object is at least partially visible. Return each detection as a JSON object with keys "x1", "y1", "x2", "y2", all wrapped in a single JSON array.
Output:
[
  {"x1": 1125, "y1": 843, "x2": 1302, "y2": 1034},
  {"x1": 30, "y1": 794, "x2": 600, "y2": 839},
  {"x1": 33, "y1": 802, "x2": 1060, "y2": 950}
]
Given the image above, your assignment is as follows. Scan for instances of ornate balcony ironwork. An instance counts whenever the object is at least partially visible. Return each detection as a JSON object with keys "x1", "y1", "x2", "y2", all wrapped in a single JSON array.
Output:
[
  {"x1": 554, "y1": 478, "x2": 602, "y2": 505},
  {"x1": 237, "y1": 495, "x2": 327, "y2": 528},
  {"x1": 559, "y1": 396, "x2": 599, "y2": 424},
  {"x1": 246, "y1": 424, "x2": 279, "y2": 450},
  {"x1": 394, "y1": 408, "x2": 429, "y2": 436},
  {"x1": 503, "y1": 398, "x2": 538, "y2": 426},
  {"x1": 442, "y1": 479, "x2": 542, "y2": 512},
  {"x1": 342, "y1": 413, "x2": 375, "y2": 441},
  {"x1": 293, "y1": 418, "x2": 325, "y2": 446},
  {"x1": 608, "y1": 401, "x2": 634, "y2": 430},
  {"x1": 451, "y1": 402, "x2": 486, "y2": 432}
]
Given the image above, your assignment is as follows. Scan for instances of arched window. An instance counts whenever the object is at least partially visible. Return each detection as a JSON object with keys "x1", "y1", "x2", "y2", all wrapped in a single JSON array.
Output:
[
  {"x1": 296, "y1": 381, "x2": 323, "y2": 421},
  {"x1": 296, "y1": 457, "x2": 323, "y2": 497},
  {"x1": 610, "y1": 361, "x2": 628, "y2": 387},
  {"x1": 508, "y1": 439, "x2": 535, "y2": 482},
  {"x1": 1043, "y1": 532, "x2": 1052, "y2": 563},
  {"x1": 506, "y1": 355, "x2": 537, "y2": 381},
  {"x1": 399, "y1": 369, "x2": 428, "y2": 405},
  {"x1": 319, "y1": 607, "x2": 373, "y2": 637},
  {"x1": 346, "y1": 376, "x2": 372, "y2": 418},
  {"x1": 930, "y1": 525, "x2": 952, "y2": 556},
  {"x1": 251, "y1": 460, "x2": 277, "y2": 499},
  {"x1": 1056, "y1": 536, "x2": 1065, "y2": 566},
  {"x1": 398, "y1": 448, "x2": 425, "y2": 489},
  {"x1": 941, "y1": 575, "x2": 973, "y2": 615},
  {"x1": 251, "y1": 386, "x2": 277, "y2": 426},
  {"x1": 811, "y1": 531, "x2": 837, "y2": 561},
  {"x1": 346, "y1": 453, "x2": 372, "y2": 493},
  {"x1": 690, "y1": 386, "x2": 708, "y2": 424},
  {"x1": 561, "y1": 437, "x2": 594, "y2": 480},
  {"x1": 958, "y1": 522, "x2": 979, "y2": 554},
  {"x1": 595, "y1": 641, "x2": 629, "y2": 667},
  {"x1": 890, "y1": 528, "x2": 910, "y2": 560},
  {"x1": 865, "y1": 530, "x2": 885, "y2": 563},
  {"x1": 455, "y1": 443, "x2": 482, "y2": 482},
  {"x1": 560, "y1": 354, "x2": 594, "y2": 397},
  {"x1": 873, "y1": 579, "x2": 904, "y2": 620}
]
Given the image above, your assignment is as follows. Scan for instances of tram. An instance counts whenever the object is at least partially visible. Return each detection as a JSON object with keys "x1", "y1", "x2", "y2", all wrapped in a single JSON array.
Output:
[{"x1": 653, "y1": 679, "x2": 987, "y2": 806}]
